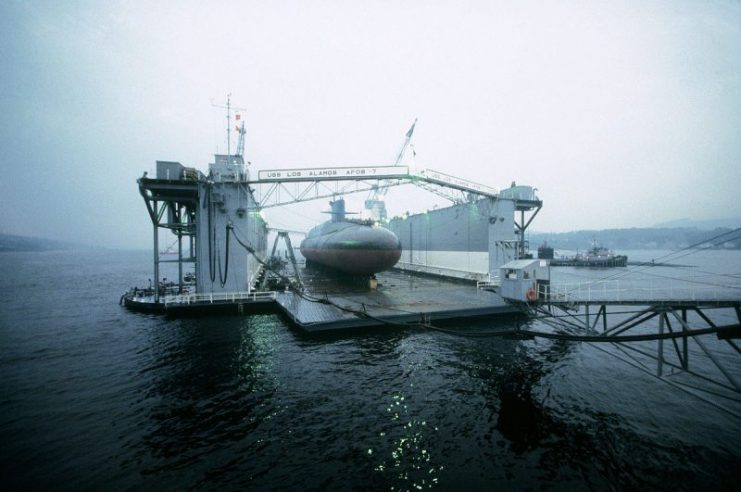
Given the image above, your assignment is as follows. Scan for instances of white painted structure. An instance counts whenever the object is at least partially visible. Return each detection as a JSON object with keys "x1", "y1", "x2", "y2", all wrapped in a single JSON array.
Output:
[{"x1": 499, "y1": 259, "x2": 550, "y2": 302}]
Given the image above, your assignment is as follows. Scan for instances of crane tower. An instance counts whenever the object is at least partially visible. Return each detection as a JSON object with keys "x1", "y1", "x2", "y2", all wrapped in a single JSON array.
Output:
[{"x1": 364, "y1": 118, "x2": 417, "y2": 223}]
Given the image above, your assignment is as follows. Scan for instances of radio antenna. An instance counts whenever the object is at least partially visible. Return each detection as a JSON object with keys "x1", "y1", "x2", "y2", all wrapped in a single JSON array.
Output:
[{"x1": 211, "y1": 95, "x2": 247, "y2": 163}]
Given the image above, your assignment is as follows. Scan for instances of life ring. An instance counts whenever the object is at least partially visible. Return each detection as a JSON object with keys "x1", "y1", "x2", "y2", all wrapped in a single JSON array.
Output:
[{"x1": 526, "y1": 288, "x2": 537, "y2": 301}]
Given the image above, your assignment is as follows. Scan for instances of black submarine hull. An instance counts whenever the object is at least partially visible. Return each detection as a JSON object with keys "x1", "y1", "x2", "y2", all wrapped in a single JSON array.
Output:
[{"x1": 300, "y1": 221, "x2": 402, "y2": 275}]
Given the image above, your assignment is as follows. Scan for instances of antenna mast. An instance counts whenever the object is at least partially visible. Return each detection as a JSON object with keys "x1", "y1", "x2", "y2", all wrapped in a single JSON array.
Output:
[
  {"x1": 211, "y1": 95, "x2": 247, "y2": 164},
  {"x1": 226, "y1": 94, "x2": 231, "y2": 162}
]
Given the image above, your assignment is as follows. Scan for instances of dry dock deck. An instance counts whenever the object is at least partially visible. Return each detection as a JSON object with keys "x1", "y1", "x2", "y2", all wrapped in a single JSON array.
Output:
[
  {"x1": 276, "y1": 269, "x2": 516, "y2": 332},
  {"x1": 124, "y1": 269, "x2": 519, "y2": 332}
]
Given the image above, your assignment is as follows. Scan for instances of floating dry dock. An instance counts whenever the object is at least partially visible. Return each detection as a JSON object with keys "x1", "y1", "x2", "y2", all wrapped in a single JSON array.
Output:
[
  {"x1": 124, "y1": 269, "x2": 520, "y2": 332},
  {"x1": 127, "y1": 136, "x2": 542, "y2": 333}
]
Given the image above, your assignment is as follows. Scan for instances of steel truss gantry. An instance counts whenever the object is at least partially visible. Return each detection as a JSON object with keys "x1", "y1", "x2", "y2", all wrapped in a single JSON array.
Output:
[
  {"x1": 252, "y1": 177, "x2": 409, "y2": 209},
  {"x1": 259, "y1": 231, "x2": 303, "y2": 291},
  {"x1": 248, "y1": 167, "x2": 534, "y2": 209},
  {"x1": 138, "y1": 177, "x2": 199, "y2": 302},
  {"x1": 528, "y1": 299, "x2": 741, "y2": 417}
]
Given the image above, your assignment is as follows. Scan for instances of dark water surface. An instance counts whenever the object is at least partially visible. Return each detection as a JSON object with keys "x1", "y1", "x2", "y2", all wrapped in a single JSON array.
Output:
[{"x1": 1, "y1": 250, "x2": 740, "y2": 490}]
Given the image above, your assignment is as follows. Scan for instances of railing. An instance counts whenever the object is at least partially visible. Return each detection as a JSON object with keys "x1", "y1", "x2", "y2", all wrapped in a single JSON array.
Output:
[
  {"x1": 543, "y1": 279, "x2": 741, "y2": 303},
  {"x1": 163, "y1": 291, "x2": 277, "y2": 306},
  {"x1": 395, "y1": 261, "x2": 489, "y2": 282},
  {"x1": 477, "y1": 276, "x2": 501, "y2": 289}
]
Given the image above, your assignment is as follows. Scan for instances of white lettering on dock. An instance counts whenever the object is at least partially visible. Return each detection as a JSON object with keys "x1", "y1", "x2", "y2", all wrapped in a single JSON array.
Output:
[
  {"x1": 418, "y1": 169, "x2": 498, "y2": 195},
  {"x1": 257, "y1": 166, "x2": 409, "y2": 182}
]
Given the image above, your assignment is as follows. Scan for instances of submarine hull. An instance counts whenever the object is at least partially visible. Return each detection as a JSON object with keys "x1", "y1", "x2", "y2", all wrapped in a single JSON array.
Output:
[
  {"x1": 302, "y1": 247, "x2": 402, "y2": 275},
  {"x1": 300, "y1": 222, "x2": 402, "y2": 276}
]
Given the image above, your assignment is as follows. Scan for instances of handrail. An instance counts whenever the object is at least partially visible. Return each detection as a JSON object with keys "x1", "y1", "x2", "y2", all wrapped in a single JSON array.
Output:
[
  {"x1": 541, "y1": 279, "x2": 741, "y2": 303},
  {"x1": 163, "y1": 290, "x2": 277, "y2": 306},
  {"x1": 395, "y1": 261, "x2": 489, "y2": 282},
  {"x1": 477, "y1": 278, "x2": 501, "y2": 289}
]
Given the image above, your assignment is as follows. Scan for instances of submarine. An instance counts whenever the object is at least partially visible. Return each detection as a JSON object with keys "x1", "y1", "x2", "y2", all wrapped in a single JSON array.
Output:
[{"x1": 300, "y1": 199, "x2": 402, "y2": 275}]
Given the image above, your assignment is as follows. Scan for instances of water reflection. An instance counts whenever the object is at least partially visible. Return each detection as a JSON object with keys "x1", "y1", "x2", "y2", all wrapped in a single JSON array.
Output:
[
  {"x1": 496, "y1": 339, "x2": 573, "y2": 452},
  {"x1": 369, "y1": 391, "x2": 442, "y2": 490},
  {"x1": 133, "y1": 315, "x2": 280, "y2": 478},
  {"x1": 450, "y1": 318, "x2": 741, "y2": 489},
  {"x1": 126, "y1": 307, "x2": 741, "y2": 489}
]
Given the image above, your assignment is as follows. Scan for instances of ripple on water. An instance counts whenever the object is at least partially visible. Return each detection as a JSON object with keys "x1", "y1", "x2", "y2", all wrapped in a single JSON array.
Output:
[{"x1": 1, "y1": 250, "x2": 740, "y2": 490}]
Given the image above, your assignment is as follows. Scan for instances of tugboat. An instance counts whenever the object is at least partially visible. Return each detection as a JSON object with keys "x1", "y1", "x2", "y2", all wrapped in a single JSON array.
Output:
[
  {"x1": 551, "y1": 237, "x2": 628, "y2": 267},
  {"x1": 576, "y1": 238, "x2": 628, "y2": 267}
]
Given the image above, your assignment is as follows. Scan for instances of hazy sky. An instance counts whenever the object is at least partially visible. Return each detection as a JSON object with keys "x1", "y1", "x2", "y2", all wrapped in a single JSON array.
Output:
[{"x1": 1, "y1": 0, "x2": 740, "y2": 248}]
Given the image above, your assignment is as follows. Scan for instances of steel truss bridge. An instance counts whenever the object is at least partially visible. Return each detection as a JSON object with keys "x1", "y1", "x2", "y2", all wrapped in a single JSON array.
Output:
[
  {"x1": 515, "y1": 281, "x2": 741, "y2": 418},
  {"x1": 248, "y1": 166, "x2": 540, "y2": 211}
]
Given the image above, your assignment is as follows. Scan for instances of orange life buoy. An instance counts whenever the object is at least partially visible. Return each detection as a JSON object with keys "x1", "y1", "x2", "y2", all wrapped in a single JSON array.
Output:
[{"x1": 526, "y1": 288, "x2": 537, "y2": 301}]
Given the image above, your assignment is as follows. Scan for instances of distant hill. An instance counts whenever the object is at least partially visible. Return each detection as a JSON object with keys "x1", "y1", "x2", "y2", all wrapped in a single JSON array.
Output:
[
  {"x1": 0, "y1": 233, "x2": 83, "y2": 252},
  {"x1": 529, "y1": 227, "x2": 740, "y2": 251},
  {"x1": 653, "y1": 217, "x2": 741, "y2": 230}
]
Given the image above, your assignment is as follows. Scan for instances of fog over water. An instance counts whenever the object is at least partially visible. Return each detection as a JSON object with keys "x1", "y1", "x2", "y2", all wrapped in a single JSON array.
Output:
[{"x1": 1, "y1": 0, "x2": 740, "y2": 248}]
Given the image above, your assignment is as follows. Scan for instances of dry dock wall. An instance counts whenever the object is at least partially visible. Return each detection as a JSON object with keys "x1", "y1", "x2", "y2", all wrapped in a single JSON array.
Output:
[
  {"x1": 387, "y1": 198, "x2": 517, "y2": 279},
  {"x1": 195, "y1": 156, "x2": 267, "y2": 294}
]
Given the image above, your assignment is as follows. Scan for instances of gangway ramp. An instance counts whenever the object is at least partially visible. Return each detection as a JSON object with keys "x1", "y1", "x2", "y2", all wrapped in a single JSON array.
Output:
[
  {"x1": 495, "y1": 278, "x2": 741, "y2": 415},
  {"x1": 539, "y1": 279, "x2": 741, "y2": 307}
]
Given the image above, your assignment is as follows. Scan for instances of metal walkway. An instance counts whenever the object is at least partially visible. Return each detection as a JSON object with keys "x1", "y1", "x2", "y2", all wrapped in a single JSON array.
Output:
[
  {"x1": 507, "y1": 281, "x2": 741, "y2": 416},
  {"x1": 542, "y1": 279, "x2": 741, "y2": 307}
]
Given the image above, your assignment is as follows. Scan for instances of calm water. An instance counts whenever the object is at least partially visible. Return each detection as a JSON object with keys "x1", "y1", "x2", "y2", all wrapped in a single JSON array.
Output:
[{"x1": 1, "y1": 249, "x2": 740, "y2": 490}]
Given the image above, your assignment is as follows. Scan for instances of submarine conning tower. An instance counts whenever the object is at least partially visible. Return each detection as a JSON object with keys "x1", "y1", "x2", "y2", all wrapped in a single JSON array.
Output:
[{"x1": 330, "y1": 199, "x2": 346, "y2": 222}]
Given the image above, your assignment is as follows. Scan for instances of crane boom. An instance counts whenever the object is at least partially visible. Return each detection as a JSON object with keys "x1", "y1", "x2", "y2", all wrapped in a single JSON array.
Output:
[
  {"x1": 365, "y1": 118, "x2": 417, "y2": 223},
  {"x1": 236, "y1": 120, "x2": 246, "y2": 157},
  {"x1": 393, "y1": 118, "x2": 417, "y2": 166}
]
